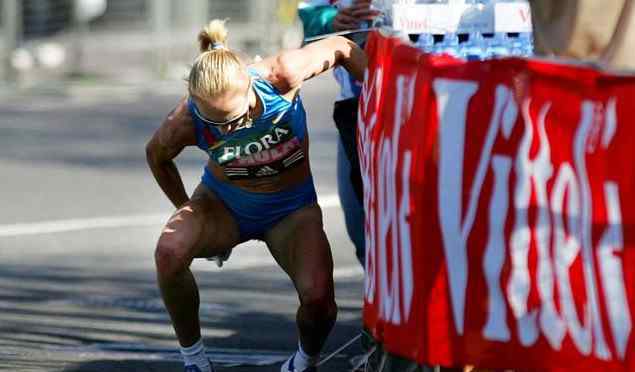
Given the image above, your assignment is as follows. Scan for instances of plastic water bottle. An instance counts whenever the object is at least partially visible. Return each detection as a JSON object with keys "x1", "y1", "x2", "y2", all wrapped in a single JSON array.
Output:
[
  {"x1": 482, "y1": 32, "x2": 510, "y2": 58},
  {"x1": 455, "y1": 34, "x2": 466, "y2": 58},
  {"x1": 463, "y1": 32, "x2": 485, "y2": 60},
  {"x1": 439, "y1": 32, "x2": 461, "y2": 57},
  {"x1": 416, "y1": 33, "x2": 436, "y2": 53},
  {"x1": 494, "y1": 32, "x2": 511, "y2": 56},
  {"x1": 504, "y1": 32, "x2": 534, "y2": 56},
  {"x1": 518, "y1": 32, "x2": 534, "y2": 56},
  {"x1": 406, "y1": 0, "x2": 535, "y2": 60}
]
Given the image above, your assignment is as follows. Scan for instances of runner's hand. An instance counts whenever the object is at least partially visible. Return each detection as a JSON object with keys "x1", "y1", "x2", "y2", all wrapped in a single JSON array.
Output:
[
  {"x1": 333, "y1": 7, "x2": 359, "y2": 31},
  {"x1": 332, "y1": 0, "x2": 381, "y2": 31},
  {"x1": 350, "y1": 0, "x2": 380, "y2": 21}
]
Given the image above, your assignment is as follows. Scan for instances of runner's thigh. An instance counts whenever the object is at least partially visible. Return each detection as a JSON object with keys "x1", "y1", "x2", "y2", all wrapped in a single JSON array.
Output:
[
  {"x1": 160, "y1": 183, "x2": 241, "y2": 260},
  {"x1": 264, "y1": 204, "x2": 334, "y2": 293}
]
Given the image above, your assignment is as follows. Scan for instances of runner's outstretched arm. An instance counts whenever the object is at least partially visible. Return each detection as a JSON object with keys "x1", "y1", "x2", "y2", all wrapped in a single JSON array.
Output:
[{"x1": 251, "y1": 35, "x2": 367, "y2": 94}]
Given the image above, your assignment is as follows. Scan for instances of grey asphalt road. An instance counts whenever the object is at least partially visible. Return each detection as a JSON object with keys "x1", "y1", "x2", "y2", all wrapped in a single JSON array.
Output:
[{"x1": 0, "y1": 74, "x2": 366, "y2": 372}]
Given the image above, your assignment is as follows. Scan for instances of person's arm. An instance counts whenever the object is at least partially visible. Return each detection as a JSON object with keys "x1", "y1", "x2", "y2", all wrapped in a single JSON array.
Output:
[
  {"x1": 298, "y1": 0, "x2": 380, "y2": 37},
  {"x1": 145, "y1": 99, "x2": 198, "y2": 209},
  {"x1": 251, "y1": 36, "x2": 367, "y2": 95}
]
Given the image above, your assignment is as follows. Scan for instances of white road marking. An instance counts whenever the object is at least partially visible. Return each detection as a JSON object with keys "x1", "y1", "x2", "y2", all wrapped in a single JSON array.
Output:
[
  {"x1": 0, "y1": 194, "x2": 341, "y2": 238},
  {"x1": 0, "y1": 192, "x2": 362, "y2": 280},
  {"x1": 333, "y1": 265, "x2": 365, "y2": 279},
  {"x1": 317, "y1": 194, "x2": 340, "y2": 209},
  {"x1": 0, "y1": 214, "x2": 168, "y2": 238}
]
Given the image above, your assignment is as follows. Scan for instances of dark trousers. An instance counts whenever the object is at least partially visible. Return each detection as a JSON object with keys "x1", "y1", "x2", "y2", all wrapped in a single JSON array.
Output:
[{"x1": 333, "y1": 97, "x2": 363, "y2": 204}]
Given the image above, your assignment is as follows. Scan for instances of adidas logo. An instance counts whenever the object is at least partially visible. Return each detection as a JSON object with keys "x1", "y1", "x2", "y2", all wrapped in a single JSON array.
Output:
[
  {"x1": 255, "y1": 166, "x2": 279, "y2": 177},
  {"x1": 282, "y1": 149, "x2": 305, "y2": 167},
  {"x1": 224, "y1": 167, "x2": 248, "y2": 177}
]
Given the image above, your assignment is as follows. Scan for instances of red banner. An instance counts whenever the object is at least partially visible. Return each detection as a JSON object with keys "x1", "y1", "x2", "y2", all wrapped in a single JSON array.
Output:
[{"x1": 359, "y1": 31, "x2": 635, "y2": 371}]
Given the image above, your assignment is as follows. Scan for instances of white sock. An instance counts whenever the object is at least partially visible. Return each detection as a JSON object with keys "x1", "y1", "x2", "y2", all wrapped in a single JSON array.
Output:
[
  {"x1": 293, "y1": 341, "x2": 319, "y2": 370},
  {"x1": 180, "y1": 339, "x2": 212, "y2": 372}
]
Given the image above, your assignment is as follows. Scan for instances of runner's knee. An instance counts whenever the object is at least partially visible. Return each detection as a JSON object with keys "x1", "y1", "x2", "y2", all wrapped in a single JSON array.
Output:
[
  {"x1": 154, "y1": 234, "x2": 194, "y2": 279},
  {"x1": 299, "y1": 282, "x2": 337, "y2": 320}
]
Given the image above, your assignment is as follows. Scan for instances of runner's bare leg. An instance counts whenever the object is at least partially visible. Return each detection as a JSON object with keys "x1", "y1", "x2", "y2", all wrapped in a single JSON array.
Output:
[
  {"x1": 154, "y1": 184, "x2": 240, "y2": 347},
  {"x1": 266, "y1": 204, "x2": 337, "y2": 355}
]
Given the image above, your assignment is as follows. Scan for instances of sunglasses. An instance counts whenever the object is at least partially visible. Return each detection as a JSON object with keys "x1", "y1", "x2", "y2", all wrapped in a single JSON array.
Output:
[{"x1": 191, "y1": 79, "x2": 253, "y2": 127}]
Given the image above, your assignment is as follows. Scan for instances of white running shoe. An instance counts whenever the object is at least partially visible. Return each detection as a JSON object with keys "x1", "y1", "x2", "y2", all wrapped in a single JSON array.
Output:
[{"x1": 280, "y1": 353, "x2": 318, "y2": 372}]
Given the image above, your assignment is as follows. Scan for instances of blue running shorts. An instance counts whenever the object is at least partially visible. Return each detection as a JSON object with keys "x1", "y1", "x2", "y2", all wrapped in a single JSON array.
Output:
[{"x1": 201, "y1": 166, "x2": 318, "y2": 241}]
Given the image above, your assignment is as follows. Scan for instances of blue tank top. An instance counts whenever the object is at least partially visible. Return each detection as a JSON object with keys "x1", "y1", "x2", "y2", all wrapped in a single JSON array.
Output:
[{"x1": 187, "y1": 69, "x2": 308, "y2": 180}]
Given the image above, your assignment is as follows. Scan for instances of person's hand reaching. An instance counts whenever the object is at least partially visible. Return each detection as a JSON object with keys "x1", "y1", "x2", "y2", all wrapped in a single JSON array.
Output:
[{"x1": 332, "y1": 0, "x2": 381, "y2": 31}]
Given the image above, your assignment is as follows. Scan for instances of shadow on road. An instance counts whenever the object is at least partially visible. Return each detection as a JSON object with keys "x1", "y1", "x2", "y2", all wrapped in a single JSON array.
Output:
[{"x1": 0, "y1": 263, "x2": 363, "y2": 371}]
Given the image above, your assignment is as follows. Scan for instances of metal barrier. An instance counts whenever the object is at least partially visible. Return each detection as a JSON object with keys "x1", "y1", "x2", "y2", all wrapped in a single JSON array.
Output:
[{"x1": 0, "y1": 0, "x2": 300, "y2": 84}]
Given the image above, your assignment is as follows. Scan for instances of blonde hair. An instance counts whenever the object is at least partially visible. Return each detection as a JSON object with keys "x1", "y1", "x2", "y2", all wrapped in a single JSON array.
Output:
[{"x1": 188, "y1": 19, "x2": 245, "y2": 99}]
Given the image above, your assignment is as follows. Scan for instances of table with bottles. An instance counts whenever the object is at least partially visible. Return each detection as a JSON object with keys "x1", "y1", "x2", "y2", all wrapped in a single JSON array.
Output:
[{"x1": 370, "y1": 0, "x2": 534, "y2": 60}]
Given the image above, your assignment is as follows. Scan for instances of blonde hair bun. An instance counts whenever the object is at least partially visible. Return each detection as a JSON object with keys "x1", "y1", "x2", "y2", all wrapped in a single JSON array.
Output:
[
  {"x1": 189, "y1": 18, "x2": 244, "y2": 99},
  {"x1": 198, "y1": 19, "x2": 229, "y2": 52}
]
